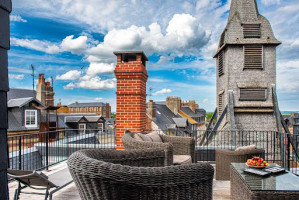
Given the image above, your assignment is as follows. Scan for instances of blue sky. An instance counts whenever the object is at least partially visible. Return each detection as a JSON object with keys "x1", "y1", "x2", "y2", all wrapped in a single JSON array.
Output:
[{"x1": 8, "y1": 0, "x2": 299, "y2": 112}]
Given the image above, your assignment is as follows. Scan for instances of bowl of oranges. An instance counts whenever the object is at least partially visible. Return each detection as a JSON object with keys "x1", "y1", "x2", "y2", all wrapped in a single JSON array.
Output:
[{"x1": 246, "y1": 157, "x2": 269, "y2": 169}]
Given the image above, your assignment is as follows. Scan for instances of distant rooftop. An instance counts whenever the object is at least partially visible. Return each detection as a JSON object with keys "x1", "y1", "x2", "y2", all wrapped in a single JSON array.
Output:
[
  {"x1": 68, "y1": 102, "x2": 106, "y2": 107},
  {"x1": 7, "y1": 88, "x2": 36, "y2": 101}
]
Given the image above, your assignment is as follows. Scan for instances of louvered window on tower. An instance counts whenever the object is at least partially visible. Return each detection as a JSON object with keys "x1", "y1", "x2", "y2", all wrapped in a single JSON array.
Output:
[
  {"x1": 218, "y1": 93, "x2": 223, "y2": 114},
  {"x1": 243, "y1": 24, "x2": 261, "y2": 38},
  {"x1": 218, "y1": 51, "x2": 224, "y2": 76},
  {"x1": 244, "y1": 45, "x2": 263, "y2": 69},
  {"x1": 239, "y1": 88, "x2": 267, "y2": 101}
]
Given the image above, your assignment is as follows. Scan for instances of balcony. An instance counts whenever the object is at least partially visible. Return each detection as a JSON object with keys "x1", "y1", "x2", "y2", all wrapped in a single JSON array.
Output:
[{"x1": 7, "y1": 129, "x2": 299, "y2": 199}]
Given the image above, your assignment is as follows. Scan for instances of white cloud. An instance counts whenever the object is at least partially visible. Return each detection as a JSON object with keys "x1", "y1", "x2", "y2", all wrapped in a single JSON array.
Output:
[
  {"x1": 46, "y1": 77, "x2": 52, "y2": 83},
  {"x1": 9, "y1": 74, "x2": 25, "y2": 80},
  {"x1": 10, "y1": 38, "x2": 61, "y2": 54},
  {"x1": 261, "y1": 0, "x2": 280, "y2": 6},
  {"x1": 277, "y1": 59, "x2": 299, "y2": 94},
  {"x1": 8, "y1": 66, "x2": 31, "y2": 74},
  {"x1": 153, "y1": 88, "x2": 172, "y2": 96},
  {"x1": 11, "y1": 35, "x2": 88, "y2": 55},
  {"x1": 202, "y1": 98, "x2": 209, "y2": 103},
  {"x1": 95, "y1": 97, "x2": 103, "y2": 100},
  {"x1": 86, "y1": 62, "x2": 115, "y2": 75},
  {"x1": 10, "y1": 15, "x2": 27, "y2": 22},
  {"x1": 56, "y1": 70, "x2": 82, "y2": 81},
  {"x1": 64, "y1": 76, "x2": 116, "y2": 90},
  {"x1": 148, "y1": 78, "x2": 167, "y2": 83},
  {"x1": 61, "y1": 35, "x2": 88, "y2": 54}
]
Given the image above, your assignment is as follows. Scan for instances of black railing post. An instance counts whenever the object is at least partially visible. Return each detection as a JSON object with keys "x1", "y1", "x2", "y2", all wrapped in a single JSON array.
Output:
[
  {"x1": 18, "y1": 137, "x2": 21, "y2": 170},
  {"x1": 46, "y1": 133, "x2": 49, "y2": 170},
  {"x1": 287, "y1": 134, "x2": 291, "y2": 171}
]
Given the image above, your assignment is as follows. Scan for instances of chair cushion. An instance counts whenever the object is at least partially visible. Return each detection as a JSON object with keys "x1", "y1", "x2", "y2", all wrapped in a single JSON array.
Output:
[
  {"x1": 139, "y1": 134, "x2": 153, "y2": 142},
  {"x1": 147, "y1": 132, "x2": 163, "y2": 143},
  {"x1": 235, "y1": 144, "x2": 256, "y2": 151},
  {"x1": 173, "y1": 155, "x2": 192, "y2": 165},
  {"x1": 133, "y1": 133, "x2": 143, "y2": 141}
]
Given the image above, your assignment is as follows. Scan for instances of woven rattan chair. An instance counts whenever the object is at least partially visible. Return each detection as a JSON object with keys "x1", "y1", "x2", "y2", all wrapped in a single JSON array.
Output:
[
  {"x1": 68, "y1": 149, "x2": 214, "y2": 200},
  {"x1": 122, "y1": 130, "x2": 195, "y2": 165},
  {"x1": 216, "y1": 148, "x2": 265, "y2": 180}
]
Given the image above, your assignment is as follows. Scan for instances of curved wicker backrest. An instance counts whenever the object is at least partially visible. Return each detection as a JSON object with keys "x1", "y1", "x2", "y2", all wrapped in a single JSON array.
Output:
[
  {"x1": 122, "y1": 131, "x2": 174, "y2": 165},
  {"x1": 216, "y1": 148, "x2": 265, "y2": 180},
  {"x1": 68, "y1": 149, "x2": 214, "y2": 200}
]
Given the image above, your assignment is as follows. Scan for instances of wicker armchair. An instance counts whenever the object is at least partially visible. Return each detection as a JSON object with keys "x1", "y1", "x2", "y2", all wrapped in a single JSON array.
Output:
[
  {"x1": 68, "y1": 149, "x2": 214, "y2": 200},
  {"x1": 216, "y1": 148, "x2": 265, "y2": 180},
  {"x1": 122, "y1": 130, "x2": 195, "y2": 165}
]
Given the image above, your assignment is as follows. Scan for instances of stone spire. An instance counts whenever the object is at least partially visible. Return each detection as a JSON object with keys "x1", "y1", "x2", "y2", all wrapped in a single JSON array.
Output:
[
  {"x1": 214, "y1": 0, "x2": 280, "y2": 57},
  {"x1": 228, "y1": 0, "x2": 259, "y2": 22}
]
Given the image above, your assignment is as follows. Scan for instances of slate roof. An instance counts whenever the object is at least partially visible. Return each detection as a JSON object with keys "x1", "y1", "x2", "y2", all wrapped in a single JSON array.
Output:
[
  {"x1": 106, "y1": 118, "x2": 116, "y2": 123},
  {"x1": 195, "y1": 108, "x2": 206, "y2": 116},
  {"x1": 7, "y1": 97, "x2": 44, "y2": 108},
  {"x1": 181, "y1": 106, "x2": 203, "y2": 117},
  {"x1": 153, "y1": 104, "x2": 178, "y2": 130},
  {"x1": 173, "y1": 118, "x2": 187, "y2": 128},
  {"x1": 65, "y1": 116, "x2": 88, "y2": 123},
  {"x1": 283, "y1": 114, "x2": 299, "y2": 126},
  {"x1": 85, "y1": 116, "x2": 105, "y2": 122},
  {"x1": 7, "y1": 88, "x2": 36, "y2": 101},
  {"x1": 68, "y1": 102, "x2": 105, "y2": 107}
]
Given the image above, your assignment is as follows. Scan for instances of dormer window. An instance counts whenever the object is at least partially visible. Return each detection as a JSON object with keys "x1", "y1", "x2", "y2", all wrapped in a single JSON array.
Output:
[
  {"x1": 25, "y1": 110, "x2": 37, "y2": 128},
  {"x1": 243, "y1": 23, "x2": 261, "y2": 38}
]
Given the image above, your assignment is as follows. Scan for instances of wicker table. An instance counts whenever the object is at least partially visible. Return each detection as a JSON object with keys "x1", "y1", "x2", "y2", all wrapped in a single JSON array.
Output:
[{"x1": 230, "y1": 163, "x2": 299, "y2": 200}]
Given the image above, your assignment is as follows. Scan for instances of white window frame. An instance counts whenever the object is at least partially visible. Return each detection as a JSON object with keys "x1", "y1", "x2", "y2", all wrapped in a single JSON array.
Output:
[
  {"x1": 98, "y1": 123, "x2": 103, "y2": 132},
  {"x1": 79, "y1": 123, "x2": 86, "y2": 134},
  {"x1": 25, "y1": 110, "x2": 37, "y2": 128}
]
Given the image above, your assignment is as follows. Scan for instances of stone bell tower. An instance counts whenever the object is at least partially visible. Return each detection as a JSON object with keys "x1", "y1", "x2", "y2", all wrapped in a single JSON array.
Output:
[{"x1": 214, "y1": 0, "x2": 281, "y2": 131}]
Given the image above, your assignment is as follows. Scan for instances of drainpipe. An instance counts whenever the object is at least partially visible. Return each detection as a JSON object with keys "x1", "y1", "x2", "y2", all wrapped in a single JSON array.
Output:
[{"x1": 0, "y1": 1, "x2": 12, "y2": 199}]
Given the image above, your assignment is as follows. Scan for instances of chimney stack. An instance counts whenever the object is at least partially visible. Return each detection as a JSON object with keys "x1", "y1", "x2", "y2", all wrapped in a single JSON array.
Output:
[
  {"x1": 166, "y1": 96, "x2": 181, "y2": 115},
  {"x1": 38, "y1": 73, "x2": 45, "y2": 84},
  {"x1": 147, "y1": 100, "x2": 156, "y2": 118},
  {"x1": 114, "y1": 51, "x2": 148, "y2": 149}
]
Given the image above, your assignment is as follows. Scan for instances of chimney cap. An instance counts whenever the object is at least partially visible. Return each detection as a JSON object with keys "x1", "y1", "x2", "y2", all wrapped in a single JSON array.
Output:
[{"x1": 113, "y1": 51, "x2": 148, "y2": 61}]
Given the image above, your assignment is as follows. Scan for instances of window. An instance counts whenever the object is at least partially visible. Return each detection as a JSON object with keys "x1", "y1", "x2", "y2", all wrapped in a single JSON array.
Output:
[
  {"x1": 98, "y1": 123, "x2": 103, "y2": 132},
  {"x1": 244, "y1": 45, "x2": 263, "y2": 69},
  {"x1": 240, "y1": 88, "x2": 267, "y2": 101},
  {"x1": 79, "y1": 123, "x2": 86, "y2": 134},
  {"x1": 25, "y1": 110, "x2": 37, "y2": 127},
  {"x1": 218, "y1": 93, "x2": 223, "y2": 114},
  {"x1": 243, "y1": 23, "x2": 261, "y2": 38},
  {"x1": 218, "y1": 50, "x2": 224, "y2": 77}
]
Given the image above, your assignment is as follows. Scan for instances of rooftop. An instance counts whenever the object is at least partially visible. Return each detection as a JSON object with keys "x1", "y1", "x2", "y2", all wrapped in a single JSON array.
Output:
[
  {"x1": 7, "y1": 88, "x2": 36, "y2": 101},
  {"x1": 68, "y1": 102, "x2": 106, "y2": 107}
]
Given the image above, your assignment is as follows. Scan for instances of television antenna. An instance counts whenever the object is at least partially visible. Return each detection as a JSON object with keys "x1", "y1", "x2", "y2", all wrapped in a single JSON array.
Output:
[
  {"x1": 149, "y1": 87, "x2": 153, "y2": 100},
  {"x1": 51, "y1": 76, "x2": 54, "y2": 87},
  {"x1": 30, "y1": 64, "x2": 35, "y2": 92}
]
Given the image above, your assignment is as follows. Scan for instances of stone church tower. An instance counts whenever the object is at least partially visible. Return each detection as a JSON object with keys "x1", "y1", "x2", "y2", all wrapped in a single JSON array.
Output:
[{"x1": 214, "y1": 0, "x2": 281, "y2": 131}]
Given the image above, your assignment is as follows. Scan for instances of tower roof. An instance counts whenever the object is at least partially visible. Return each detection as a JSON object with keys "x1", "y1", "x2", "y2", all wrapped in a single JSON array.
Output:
[{"x1": 214, "y1": 0, "x2": 280, "y2": 57}]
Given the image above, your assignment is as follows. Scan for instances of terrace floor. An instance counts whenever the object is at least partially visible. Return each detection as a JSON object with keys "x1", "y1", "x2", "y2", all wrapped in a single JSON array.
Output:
[{"x1": 8, "y1": 162, "x2": 232, "y2": 200}]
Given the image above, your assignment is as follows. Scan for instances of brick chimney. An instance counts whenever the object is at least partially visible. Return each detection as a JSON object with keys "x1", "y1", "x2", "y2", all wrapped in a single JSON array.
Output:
[
  {"x1": 166, "y1": 96, "x2": 181, "y2": 115},
  {"x1": 38, "y1": 73, "x2": 45, "y2": 84},
  {"x1": 105, "y1": 103, "x2": 111, "y2": 118},
  {"x1": 114, "y1": 51, "x2": 148, "y2": 149},
  {"x1": 147, "y1": 100, "x2": 156, "y2": 118}
]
